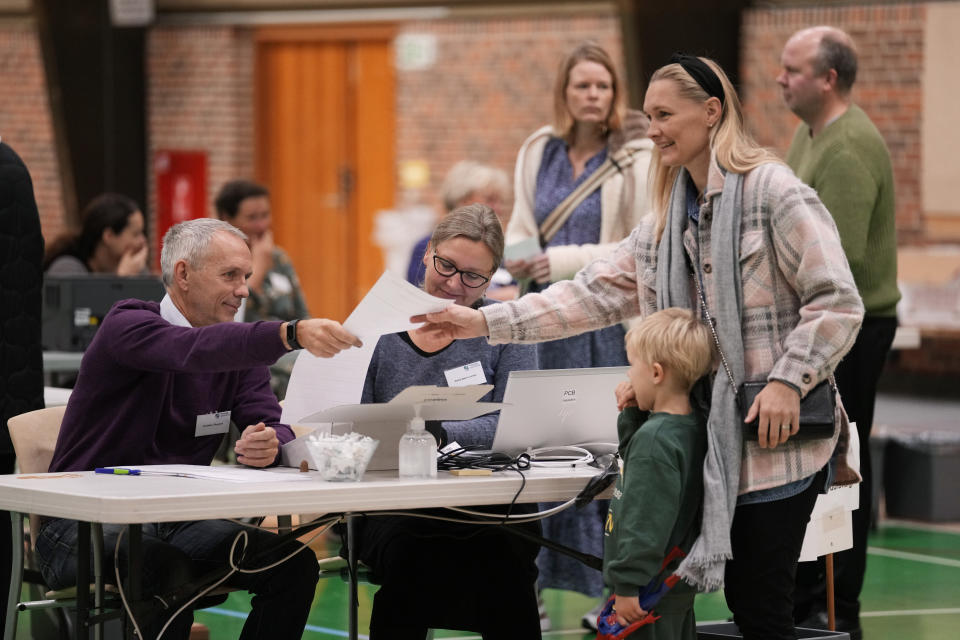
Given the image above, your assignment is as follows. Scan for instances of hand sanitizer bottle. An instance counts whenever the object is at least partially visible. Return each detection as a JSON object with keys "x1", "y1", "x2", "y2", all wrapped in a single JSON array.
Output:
[{"x1": 399, "y1": 415, "x2": 437, "y2": 478}]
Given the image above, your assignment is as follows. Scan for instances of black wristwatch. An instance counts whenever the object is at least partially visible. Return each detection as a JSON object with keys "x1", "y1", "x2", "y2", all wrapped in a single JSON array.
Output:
[{"x1": 286, "y1": 319, "x2": 302, "y2": 351}]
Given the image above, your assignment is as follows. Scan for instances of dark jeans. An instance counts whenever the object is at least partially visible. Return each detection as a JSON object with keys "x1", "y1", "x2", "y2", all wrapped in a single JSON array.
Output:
[
  {"x1": 36, "y1": 517, "x2": 319, "y2": 640},
  {"x1": 359, "y1": 513, "x2": 542, "y2": 639},
  {"x1": 725, "y1": 469, "x2": 824, "y2": 640},
  {"x1": 794, "y1": 316, "x2": 897, "y2": 623}
]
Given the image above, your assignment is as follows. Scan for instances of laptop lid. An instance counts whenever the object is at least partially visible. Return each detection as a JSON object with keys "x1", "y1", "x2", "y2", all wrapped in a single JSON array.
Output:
[
  {"x1": 42, "y1": 275, "x2": 166, "y2": 351},
  {"x1": 492, "y1": 366, "x2": 628, "y2": 455}
]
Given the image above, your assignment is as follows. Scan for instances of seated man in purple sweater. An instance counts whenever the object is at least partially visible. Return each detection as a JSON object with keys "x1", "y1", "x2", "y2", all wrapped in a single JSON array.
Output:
[{"x1": 37, "y1": 218, "x2": 361, "y2": 640}]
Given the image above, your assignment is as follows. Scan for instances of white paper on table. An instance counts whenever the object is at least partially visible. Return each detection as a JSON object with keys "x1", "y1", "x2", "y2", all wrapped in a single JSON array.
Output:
[
  {"x1": 503, "y1": 237, "x2": 542, "y2": 262},
  {"x1": 281, "y1": 271, "x2": 454, "y2": 425}
]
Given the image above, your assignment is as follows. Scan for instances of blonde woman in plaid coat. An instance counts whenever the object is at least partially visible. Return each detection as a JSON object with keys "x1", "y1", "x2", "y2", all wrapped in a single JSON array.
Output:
[{"x1": 416, "y1": 56, "x2": 863, "y2": 640}]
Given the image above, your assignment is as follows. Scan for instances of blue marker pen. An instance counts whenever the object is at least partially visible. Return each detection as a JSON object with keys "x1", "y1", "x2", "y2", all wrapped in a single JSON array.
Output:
[{"x1": 95, "y1": 467, "x2": 141, "y2": 476}]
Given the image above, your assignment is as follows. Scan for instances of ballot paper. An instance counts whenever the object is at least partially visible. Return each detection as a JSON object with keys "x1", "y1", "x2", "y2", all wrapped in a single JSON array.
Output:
[
  {"x1": 281, "y1": 271, "x2": 454, "y2": 425},
  {"x1": 503, "y1": 237, "x2": 542, "y2": 262}
]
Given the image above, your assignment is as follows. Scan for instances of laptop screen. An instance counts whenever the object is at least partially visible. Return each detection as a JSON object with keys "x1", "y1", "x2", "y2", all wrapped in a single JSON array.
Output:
[
  {"x1": 42, "y1": 275, "x2": 166, "y2": 351},
  {"x1": 492, "y1": 366, "x2": 628, "y2": 455}
]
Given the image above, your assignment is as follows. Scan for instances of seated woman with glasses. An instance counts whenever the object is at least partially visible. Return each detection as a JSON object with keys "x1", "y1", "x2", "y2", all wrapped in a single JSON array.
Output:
[{"x1": 357, "y1": 203, "x2": 542, "y2": 638}]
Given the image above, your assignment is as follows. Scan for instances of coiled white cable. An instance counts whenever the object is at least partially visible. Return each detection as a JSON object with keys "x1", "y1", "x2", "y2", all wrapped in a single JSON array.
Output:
[{"x1": 525, "y1": 445, "x2": 595, "y2": 467}]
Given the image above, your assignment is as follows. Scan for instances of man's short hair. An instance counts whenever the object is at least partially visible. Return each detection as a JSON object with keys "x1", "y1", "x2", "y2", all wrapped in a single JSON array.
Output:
[
  {"x1": 214, "y1": 180, "x2": 269, "y2": 218},
  {"x1": 160, "y1": 218, "x2": 247, "y2": 287},
  {"x1": 625, "y1": 308, "x2": 715, "y2": 391},
  {"x1": 813, "y1": 33, "x2": 858, "y2": 94}
]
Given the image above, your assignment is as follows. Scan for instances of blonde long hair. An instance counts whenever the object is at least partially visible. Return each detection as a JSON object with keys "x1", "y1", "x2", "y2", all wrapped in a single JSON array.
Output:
[
  {"x1": 553, "y1": 42, "x2": 625, "y2": 144},
  {"x1": 647, "y1": 57, "x2": 781, "y2": 240}
]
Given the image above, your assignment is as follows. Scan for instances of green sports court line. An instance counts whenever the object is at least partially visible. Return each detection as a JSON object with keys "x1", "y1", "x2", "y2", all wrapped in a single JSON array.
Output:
[
  {"x1": 861, "y1": 607, "x2": 960, "y2": 617},
  {"x1": 867, "y1": 546, "x2": 960, "y2": 567}
]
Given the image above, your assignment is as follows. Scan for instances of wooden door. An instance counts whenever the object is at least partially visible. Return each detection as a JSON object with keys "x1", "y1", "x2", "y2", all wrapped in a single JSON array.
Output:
[{"x1": 255, "y1": 25, "x2": 395, "y2": 322}]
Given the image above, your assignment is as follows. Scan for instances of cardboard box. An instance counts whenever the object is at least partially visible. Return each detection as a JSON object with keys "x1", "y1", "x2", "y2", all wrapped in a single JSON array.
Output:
[{"x1": 282, "y1": 385, "x2": 501, "y2": 471}]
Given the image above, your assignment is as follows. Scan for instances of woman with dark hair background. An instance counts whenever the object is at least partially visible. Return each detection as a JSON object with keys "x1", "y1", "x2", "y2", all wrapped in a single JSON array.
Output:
[{"x1": 44, "y1": 192, "x2": 148, "y2": 276}]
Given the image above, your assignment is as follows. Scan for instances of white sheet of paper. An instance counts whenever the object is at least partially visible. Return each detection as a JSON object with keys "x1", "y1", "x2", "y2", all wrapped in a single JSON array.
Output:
[
  {"x1": 281, "y1": 271, "x2": 455, "y2": 425},
  {"x1": 503, "y1": 237, "x2": 542, "y2": 262},
  {"x1": 342, "y1": 270, "x2": 454, "y2": 340}
]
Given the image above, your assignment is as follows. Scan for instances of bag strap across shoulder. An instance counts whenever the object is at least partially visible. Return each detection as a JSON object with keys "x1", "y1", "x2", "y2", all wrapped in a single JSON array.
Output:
[{"x1": 538, "y1": 145, "x2": 639, "y2": 248}]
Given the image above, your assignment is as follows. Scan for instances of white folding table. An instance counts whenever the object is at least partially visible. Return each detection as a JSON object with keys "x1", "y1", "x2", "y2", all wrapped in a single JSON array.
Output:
[{"x1": 1, "y1": 466, "x2": 605, "y2": 639}]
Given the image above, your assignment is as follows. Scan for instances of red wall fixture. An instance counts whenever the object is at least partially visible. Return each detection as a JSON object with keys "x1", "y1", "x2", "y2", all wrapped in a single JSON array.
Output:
[{"x1": 153, "y1": 150, "x2": 208, "y2": 270}]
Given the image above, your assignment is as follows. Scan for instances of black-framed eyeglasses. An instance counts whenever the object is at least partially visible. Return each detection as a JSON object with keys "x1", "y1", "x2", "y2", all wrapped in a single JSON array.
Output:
[{"x1": 432, "y1": 254, "x2": 490, "y2": 288}]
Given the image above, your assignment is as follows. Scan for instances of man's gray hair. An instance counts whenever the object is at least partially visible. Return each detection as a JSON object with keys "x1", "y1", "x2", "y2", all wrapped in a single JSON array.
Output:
[
  {"x1": 813, "y1": 30, "x2": 858, "y2": 94},
  {"x1": 160, "y1": 218, "x2": 247, "y2": 286}
]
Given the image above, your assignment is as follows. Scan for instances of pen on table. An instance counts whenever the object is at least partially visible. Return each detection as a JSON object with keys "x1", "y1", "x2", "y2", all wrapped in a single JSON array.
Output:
[{"x1": 95, "y1": 467, "x2": 142, "y2": 476}]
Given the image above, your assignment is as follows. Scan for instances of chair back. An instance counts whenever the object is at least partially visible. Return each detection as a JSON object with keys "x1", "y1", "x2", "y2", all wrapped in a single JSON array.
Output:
[
  {"x1": 8, "y1": 405, "x2": 67, "y2": 474},
  {"x1": 8, "y1": 406, "x2": 68, "y2": 550}
]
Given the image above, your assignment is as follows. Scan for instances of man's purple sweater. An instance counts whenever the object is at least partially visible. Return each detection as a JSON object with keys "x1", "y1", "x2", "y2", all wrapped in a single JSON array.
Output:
[{"x1": 49, "y1": 299, "x2": 294, "y2": 472}]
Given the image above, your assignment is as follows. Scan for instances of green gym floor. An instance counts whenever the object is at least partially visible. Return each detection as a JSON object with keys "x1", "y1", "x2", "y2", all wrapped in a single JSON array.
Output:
[
  {"x1": 199, "y1": 522, "x2": 960, "y2": 639},
  {"x1": 15, "y1": 521, "x2": 960, "y2": 638}
]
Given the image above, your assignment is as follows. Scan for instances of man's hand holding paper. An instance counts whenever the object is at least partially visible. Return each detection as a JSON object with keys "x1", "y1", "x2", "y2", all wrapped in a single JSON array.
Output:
[
  {"x1": 296, "y1": 318, "x2": 363, "y2": 357},
  {"x1": 281, "y1": 271, "x2": 456, "y2": 424}
]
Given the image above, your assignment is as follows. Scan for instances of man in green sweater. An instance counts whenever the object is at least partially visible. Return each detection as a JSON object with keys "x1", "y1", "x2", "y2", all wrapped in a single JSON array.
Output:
[{"x1": 778, "y1": 26, "x2": 901, "y2": 640}]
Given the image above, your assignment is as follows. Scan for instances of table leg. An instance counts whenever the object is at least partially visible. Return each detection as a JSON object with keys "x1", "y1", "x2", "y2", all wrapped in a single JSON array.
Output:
[
  {"x1": 76, "y1": 521, "x2": 91, "y2": 639},
  {"x1": 346, "y1": 515, "x2": 358, "y2": 640},
  {"x1": 125, "y1": 524, "x2": 142, "y2": 640},
  {"x1": 5, "y1": 512, "x2": 25, "y2": 640},
  {"x1": 92, "y1": 522, "x2": 104, "y2": 640},
  {"x1": 825, "y1": 552, "x2": 836, "y2": 631}
]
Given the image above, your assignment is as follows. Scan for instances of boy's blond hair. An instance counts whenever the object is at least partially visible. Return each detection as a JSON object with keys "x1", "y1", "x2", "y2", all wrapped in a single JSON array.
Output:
[{"x1": 625, "y1": 308, "x2": 714, "y2": 391}]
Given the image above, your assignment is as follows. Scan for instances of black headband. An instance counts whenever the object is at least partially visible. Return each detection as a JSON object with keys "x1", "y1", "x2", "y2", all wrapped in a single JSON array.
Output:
[{"x1": 670, "y1": 53, "x2": 725, "y2": 105}]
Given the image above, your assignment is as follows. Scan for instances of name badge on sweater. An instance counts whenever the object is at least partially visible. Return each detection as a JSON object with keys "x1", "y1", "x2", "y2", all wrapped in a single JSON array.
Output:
[
  {"x1": 196, "y1": 411, "x2": 231, "y2": 437},
  {"x1": 444, "y1": 361, "x2": 486, "y2": 387}
]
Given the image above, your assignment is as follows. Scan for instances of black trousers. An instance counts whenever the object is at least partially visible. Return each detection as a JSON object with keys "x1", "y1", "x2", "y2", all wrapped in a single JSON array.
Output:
[
  {"x1": 725, "y1": 469, "x2": 824, "y2": 640},
  {"x1": 37, "y1": 517, "x2": 319, "y2": 640},
  {"x1": 359, "y1": 511, "x2": 542, "y2": 639},
  {"x1": 794, "y1": 316, "x2": 897, "y2": 622}
]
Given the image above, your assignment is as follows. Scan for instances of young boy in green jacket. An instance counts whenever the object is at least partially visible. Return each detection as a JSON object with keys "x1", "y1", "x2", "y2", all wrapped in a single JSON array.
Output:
[{"x1": 602, "y1": 308, "x2": 714, "y2": 638}]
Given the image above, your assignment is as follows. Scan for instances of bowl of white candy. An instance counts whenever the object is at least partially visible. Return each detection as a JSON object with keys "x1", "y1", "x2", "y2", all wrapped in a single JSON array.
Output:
[{"x1": 303, "y1": 432, "x2": 379, "y2": 482}]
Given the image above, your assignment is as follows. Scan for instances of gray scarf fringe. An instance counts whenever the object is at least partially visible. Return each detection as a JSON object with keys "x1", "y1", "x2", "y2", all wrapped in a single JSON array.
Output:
[{"x1": 655, "y1": 168, "x2": 746, "y2": 592}]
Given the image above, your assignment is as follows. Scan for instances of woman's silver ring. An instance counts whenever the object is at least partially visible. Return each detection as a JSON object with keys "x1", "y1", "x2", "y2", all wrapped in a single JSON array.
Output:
[{"x1": 780, "y1": 424, "x2": 790, "y2": 431}]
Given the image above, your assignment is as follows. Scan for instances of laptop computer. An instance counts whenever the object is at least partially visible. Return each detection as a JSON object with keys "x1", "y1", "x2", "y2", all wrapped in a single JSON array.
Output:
[
  {"x1": 42, "y1": 275, "x2": 166, "y2": 351},
  {"x1": 491, "y1": 366, "x2": 629, "y2": 455}
]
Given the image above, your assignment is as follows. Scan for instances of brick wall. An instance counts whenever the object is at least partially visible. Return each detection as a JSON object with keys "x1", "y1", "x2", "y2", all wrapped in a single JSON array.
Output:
[
  {"x1": 147, "y1": 25, "x2": 255, "y2": 240},
  {"x1": 396, "y1": 13, "x2": 623, "y2": 211},
  {"x1": 0, "y1": 5, "x2": 930, "y2": 247},
  {"x1": 740, "y1": 2, "x2": 925, "y2": 240},
  {"x1": 0, "y1": 24, "x2": 65, "y2": 241}
]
